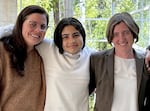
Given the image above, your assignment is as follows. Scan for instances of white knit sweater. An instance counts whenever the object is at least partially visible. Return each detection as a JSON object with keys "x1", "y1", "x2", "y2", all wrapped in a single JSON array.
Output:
[{"x1": 37, "y1": 39, "x2": 94, "y2": 111}]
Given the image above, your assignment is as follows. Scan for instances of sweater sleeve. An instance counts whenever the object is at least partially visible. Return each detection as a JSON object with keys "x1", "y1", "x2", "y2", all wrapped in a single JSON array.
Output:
[
  {"x1": 0, "y1": 24, "x2": 14, "y2": 38},
  {"x1": 0, "y1": 42, "x2": 3, "y2": 79},
  {"x1": 0, "y1": 42, "x2": 6, "y2": 80}
]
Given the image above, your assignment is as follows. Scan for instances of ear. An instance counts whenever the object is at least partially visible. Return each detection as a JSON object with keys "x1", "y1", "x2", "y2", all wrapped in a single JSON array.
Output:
[{"x1": 0, "y1": 24, "x2": 14, "y2": 38}]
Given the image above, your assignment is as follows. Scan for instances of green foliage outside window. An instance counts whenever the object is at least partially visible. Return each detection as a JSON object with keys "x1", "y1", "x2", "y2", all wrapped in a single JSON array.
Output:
[{"x1": 18, "y1": 0, "x2": 150, "y2": 50}]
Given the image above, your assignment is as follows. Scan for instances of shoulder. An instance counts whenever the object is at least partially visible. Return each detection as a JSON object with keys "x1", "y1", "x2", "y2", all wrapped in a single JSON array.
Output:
[
  {"x1": 36, "y1": 38, "x2": 54, "y2": 50},
  {"x1": 0, "y1": 42, "x2": 3, "y2": 56},
  {"x1": 39, "y1": 38, "x2": 53, "y2": 47},
  {"x1": 134, "y1": 48, "x2": 145, "y2": 59},
  {"x1": 82, "y1": 47, "x2": 97, "y2": 55},
  {"x1": 0, "y1": 41, "x2": 5, "y2": 53},
  {"x1": 0, "y1": 41, "x2": 11, "y2": 59},
  {"x1": 91, "y1": 48, "x2": 113, "y2": 58},
  {"x1": 0, "y1": 24, "x2": 14, "y2": 38},
  {"x1": 0, "y1": 42, "x2": 8, "y2": 78},
  {"x1": 36, "y1": 38, "x2": 56, "y2": 58},
  {"x1": 0, "y1": 42, "x2": 2, "y2": 79}
]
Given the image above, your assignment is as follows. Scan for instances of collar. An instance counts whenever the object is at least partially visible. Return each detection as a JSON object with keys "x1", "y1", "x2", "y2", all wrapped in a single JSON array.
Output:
[{"x1": 63, "y1": 51, "x2": 81, "y2": 59}]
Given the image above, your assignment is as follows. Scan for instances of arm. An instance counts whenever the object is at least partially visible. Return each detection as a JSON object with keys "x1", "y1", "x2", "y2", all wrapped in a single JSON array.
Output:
[
  {"x1": 89, "y1": 54, "x2": 96, "y2": 95},
  {"x1": 0, "y1": 24, "x2": 14, "y2": 38},
  {"x1": 145, "y1": 46, "x2": 150, "y2": 71}
]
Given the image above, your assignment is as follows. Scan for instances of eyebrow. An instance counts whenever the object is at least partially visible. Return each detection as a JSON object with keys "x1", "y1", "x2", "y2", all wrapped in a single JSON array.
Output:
[
  {"x1": 27, "y1": 20, "x2": 46, "y2": 25},
  {"x1": 62, "y1": 31, "x2": 80, "y2": 35},
  {"x1": 73, "y1": 32, "x2": 80, "y2": 34}
]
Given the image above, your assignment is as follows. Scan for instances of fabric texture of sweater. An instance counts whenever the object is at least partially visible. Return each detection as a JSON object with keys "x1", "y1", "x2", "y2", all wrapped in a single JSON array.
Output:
[
  {"x1": 37, "y1": 39, "x2": 95, "y2": 111},
  {"x1": 0, "y1": 42, "x2": 46, "y2": 111}
]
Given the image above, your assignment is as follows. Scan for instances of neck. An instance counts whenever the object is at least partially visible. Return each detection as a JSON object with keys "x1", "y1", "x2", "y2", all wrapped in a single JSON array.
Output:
[
  {"x1": 27, "y1": 46, "x2": 34, "y2": 53},
  {"x1": 115, "y1": 49, "x2": 134, "y2": 59}
]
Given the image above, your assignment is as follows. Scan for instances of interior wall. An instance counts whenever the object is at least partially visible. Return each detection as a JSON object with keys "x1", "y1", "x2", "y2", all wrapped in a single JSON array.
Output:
[{"x1": 0, "y1": 0, "x2": 17, "y2": 26}]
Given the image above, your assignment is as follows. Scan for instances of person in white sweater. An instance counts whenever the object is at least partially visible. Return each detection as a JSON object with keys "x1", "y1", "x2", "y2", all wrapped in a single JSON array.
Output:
[
  {"x1": 36, "y1": 17, "x2": 95, "y2": 111},
  {"x1": 2, "y1": 16, "x2": 150, "y2": 111},
  {"x1": 0, "y1": 17, "x2": 95, "y2": 111}
]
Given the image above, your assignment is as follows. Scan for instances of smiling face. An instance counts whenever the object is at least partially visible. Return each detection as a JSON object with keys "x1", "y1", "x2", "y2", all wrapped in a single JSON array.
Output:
[
  {"x1": 61, "y1": 25, "x2": 84, "y2": 54},
  {"x1": 112, "y1": 22, "x2": 134, "y2": 55},
  {"x1": 22, "y1": 13, "x2": 47, "y2": 51}
]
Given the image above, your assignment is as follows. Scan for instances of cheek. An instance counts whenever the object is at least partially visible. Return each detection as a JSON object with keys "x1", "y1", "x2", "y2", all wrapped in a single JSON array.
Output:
[
  {"x1": 22, "y1": 29, "x2": 27, "y2": 39},
  {"x1": 41, "y1": 32, "x2": 46, "y2": 38},
  {"x1": 62, "y1": 40, "x2": 66, "y2": 49},
  {"x1": 22, "y1": 25, "x2": 30, "y2": 37},
  {"x1": 111, "y1": 38, "x2": 117, "y2": 46},
  {"x1": 112, "y1": 37, "x2": 117, "y2": 43},
  {"x1": 130, "y1": 38, "x2": 134, "y2": 45},
  {"x1": 78, "y1": 37, "x2": 84, "y2": 47}
]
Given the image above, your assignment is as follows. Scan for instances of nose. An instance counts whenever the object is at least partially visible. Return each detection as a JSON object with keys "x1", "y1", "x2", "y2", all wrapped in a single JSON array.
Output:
[
  {"x1": 34, "y1": 24, "x2": 45, "y2": 32},
  {"x1": 35, "y1": 26, "x2": 42, "y2": 32},
  {"x1": 69, "y1": 36, "x2": 75, "y2": 43},
  {"x1": 118, "y1": 33, "x2": 126, "y2": 43},
  {"x1": 118, "y1": 33, "x2": 125, "y2": 39}
]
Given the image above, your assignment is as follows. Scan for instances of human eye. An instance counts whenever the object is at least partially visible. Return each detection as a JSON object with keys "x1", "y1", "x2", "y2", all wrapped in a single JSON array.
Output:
[
  {"x1": 124, "y1": 30, "x2": 130, "y2": 35},
  {"x1": 73, "y1": 32, "x2": 80, "y2": 38},
  {"x1": 29, "y1": 21, "x2": 36, "y2": 28},
  {"x1": 113, "y1": 32, "x2": 119, "y2": 38},
  {"x1": 41, "y1": 24, "x2": 47, "y2": 31},
  {"x1": 62, "y1": 34, "x2": 68, "y2": 40}
]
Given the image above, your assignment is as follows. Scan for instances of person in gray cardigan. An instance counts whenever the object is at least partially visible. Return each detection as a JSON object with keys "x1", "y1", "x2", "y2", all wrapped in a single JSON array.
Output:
[{"x1": 89, "y1": 12, "x2": 150, "y2": 111}]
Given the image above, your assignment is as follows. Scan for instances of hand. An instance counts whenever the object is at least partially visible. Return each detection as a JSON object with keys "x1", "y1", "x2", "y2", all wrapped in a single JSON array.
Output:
[{"x1": 145, "y1": 49, "x2": 150, "y2": 72}]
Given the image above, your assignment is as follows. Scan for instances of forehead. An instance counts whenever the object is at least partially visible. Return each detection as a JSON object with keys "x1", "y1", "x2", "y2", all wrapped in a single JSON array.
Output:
[
  {"x1": 26, "y1": 13, "x2": 47, "y2": 23},
  {"x1": 62, "y1": 25, "x2": 78, "y2": 33},
  {"x1": 114, "y1": 22, "x2": 129, "y2": 32}
]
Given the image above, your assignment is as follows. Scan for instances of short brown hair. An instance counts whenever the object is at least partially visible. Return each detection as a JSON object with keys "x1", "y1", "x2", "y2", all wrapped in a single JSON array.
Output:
[{"x1": 106, "y1": 12, "x2": 139, "y2": 44}]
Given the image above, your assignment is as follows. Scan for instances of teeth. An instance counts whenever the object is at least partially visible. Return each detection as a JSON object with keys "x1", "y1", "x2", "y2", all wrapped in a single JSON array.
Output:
[
  {"x1": 120, "y1": 43, "x2": 126, "y2": 46},
  {"x1": 119, "y1": 42, "x2": 127, "y2": 46},
  {"x1": 31, "y1": 34, "x2": 39, "y2": 38}
]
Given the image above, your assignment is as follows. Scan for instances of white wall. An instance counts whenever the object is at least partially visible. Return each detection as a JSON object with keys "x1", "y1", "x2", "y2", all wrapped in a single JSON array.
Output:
[
  {"x1": 63, "y1": 0, "x2": 73, "y2": 17},
  {"x1": 0, "y1": 0, "x2": 17, "y2": 26}
]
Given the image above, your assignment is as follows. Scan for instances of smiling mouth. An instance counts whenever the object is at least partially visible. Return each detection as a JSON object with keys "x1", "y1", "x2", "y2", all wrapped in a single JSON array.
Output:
[
  {"x1": 31, "y1": 34, "x2": 40, "y2": 38},
  {"x1": 119, "y1": 42, "x2": 128, "y2": 46},
  {"x1": 119, "y1": 43, "x2": 126, "y2": 46}
]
